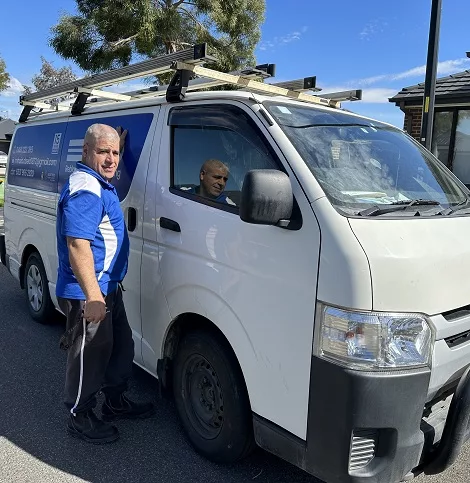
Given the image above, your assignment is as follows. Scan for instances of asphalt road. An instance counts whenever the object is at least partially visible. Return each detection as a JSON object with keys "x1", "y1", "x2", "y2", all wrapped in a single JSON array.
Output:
[{"x1": 0, "y1": 263, "x2": 469, "y2": 483}]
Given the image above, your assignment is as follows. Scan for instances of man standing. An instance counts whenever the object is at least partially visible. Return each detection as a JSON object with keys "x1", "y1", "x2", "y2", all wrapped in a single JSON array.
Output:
[{"x1": 56, "y1": 123, "x2": 154, "y2": 444}]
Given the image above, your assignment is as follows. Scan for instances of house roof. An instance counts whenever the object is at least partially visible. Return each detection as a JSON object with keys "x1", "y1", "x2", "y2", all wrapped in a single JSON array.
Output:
[
  {"x1": 0, "y1": 119, "x2": 15, "y2": 141},
  {"x1": 389, "y1": 70, "x2": 470, "y2": 106}
]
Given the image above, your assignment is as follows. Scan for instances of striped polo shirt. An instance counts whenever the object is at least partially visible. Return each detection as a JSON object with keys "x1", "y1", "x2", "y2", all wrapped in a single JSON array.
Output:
[{"x1": 56, "y1": 162, "x2": 129, "y2": 299}]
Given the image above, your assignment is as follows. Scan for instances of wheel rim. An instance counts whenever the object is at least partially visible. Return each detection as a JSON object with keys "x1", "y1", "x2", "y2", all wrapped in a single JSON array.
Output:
[
  {"x1": 27, "y1": 264, "x2": 43, "y2": 312},
  {"x1": 182, "y1": 354, "x2": 224, "y2": 440}
]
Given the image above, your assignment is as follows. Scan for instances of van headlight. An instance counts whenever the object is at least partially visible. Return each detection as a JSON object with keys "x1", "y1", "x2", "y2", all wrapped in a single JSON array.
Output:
[{"x1": 313, "y1": 304, "x2": 433, "y2": 370}]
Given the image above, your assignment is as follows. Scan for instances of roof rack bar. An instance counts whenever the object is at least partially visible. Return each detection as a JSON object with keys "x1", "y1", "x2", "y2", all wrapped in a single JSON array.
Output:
[
  {"x1": 75, "y1": 87, "x2": 133, "y2": 102},
  {"x1": 255, "y1": 63, "x2": 276, "y2": 77},
  {"x1": 20, "y1": 100, "x2": 70, "y2": 111},
  {"x1": 271, "y1": 77, "x2": 320, "y2": 92},
  {"x1": 87, "y1": 66, "x2": 275, "y2": 103},
  {"x1": 71, "y1": 92, "x2": 91, "y2": 116},
  {"x1": 172, "y1": 62, "x2": 340, "y2": 108},
  {"x1": 20, "y1": 44, "x2": 214, "y2": 104},
  {"x1": 18, "y1": 100, "x2": 70, "y2": 123},
  {"x1": 17, "y1": 43, "x2": 349, "y2": 122},
  {"x1": 18, "y1": 105, "x2": 34, "y2": 123},
  {"x1": 321, "y1": 89, "x2": 362, "y2": 102}
]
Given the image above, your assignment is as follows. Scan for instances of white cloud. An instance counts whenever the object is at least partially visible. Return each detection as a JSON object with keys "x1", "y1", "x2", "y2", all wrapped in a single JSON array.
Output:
[
  {"x1": 359, "y1": 19, "x2": 388, "y2": 41},
  {"x1": 355, "y1": 74, "x2": 388, "y2": 86},
  {"x1": 0, "y1": 76, "x2": 27, "y2": 120},
  {"x1": 361, "y1": 88, "x2": 398, "y2": 103},
  {"x1": 2, "y1": 76, "x2": 25, "y2": 98},
  {"x1": 318, "y1": 57, "x2": 470, "y2": 108},
  {"x1": 356, "y1": 57, "x2": 470, "y2": 86},
  {"x1": 280, "y1": 31, "x2": 302, "y2": 44},
  {"x1": 259, "y1": 27, "x2": 308, "y2": 51},
  {"x1": 393, "y1": 58, "x2": 470, "y2": 80},
  {"x1": 0, "y1": 100, "x2": 22, "y2": 121},
  {"x1": 320, "y1": 84, "x2": 398, "y2": 104}
]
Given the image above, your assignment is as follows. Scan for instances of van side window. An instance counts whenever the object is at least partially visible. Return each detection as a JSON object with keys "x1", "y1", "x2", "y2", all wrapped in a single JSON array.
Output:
[{"x1": 169, "y1": 104, "x2": 279, "y2": 209}]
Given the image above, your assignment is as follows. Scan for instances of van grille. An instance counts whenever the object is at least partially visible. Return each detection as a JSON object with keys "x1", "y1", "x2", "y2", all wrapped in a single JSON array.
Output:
[
  {"x1": 442, "y1": 305, "x2": 470, "y2": 322},
  {"x1": 445, "y1": 329, "x2": 470, "y2": 348},
  {"x1": 349, "y1": 430, "x2": 377, "y2": 472}
]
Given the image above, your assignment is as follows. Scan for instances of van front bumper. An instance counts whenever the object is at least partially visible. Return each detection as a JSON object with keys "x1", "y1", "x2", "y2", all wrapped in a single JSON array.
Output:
[{"x1": 254, "y1": 357, "x2": 470, "y2": 483}]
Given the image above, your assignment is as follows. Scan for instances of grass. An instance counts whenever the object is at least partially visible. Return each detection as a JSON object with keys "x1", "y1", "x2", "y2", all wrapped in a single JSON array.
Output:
[{"x1": 0, "y1": 178, "x2": 4, "y2": 207}]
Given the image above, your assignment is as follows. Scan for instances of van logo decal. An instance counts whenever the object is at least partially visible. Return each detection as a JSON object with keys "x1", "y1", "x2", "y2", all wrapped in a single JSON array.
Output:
[
  {"x1": 52, "y1": 133, "x2": 62, "y2": 155},
  {"x1": 66, "y1": 139, "x2": 83, "y2": 163},
  {"x1": 10, "y1": 112, "x2": 154, "y2": 199}
]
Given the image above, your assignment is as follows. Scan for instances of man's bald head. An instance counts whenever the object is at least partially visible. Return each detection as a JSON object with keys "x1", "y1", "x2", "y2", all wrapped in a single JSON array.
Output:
[
  {"x1": 200, "y1": 159, "x2": 229, "y2": 175},
  {"x1": 82, "y1": 124, "x2": 121, "y2": 181},
  {"x1": 199, "y1": 159, "x2": 230, "y2": 199},
  {"x1": 84, "y1": 124, "x2": 120, "y2": 149}
]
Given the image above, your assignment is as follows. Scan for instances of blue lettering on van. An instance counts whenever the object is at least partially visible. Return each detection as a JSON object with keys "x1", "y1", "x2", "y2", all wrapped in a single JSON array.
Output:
[
  {"x1": 58, "y1": 113, "x2": 154, "y2": 201},
  {"x1": 9, "y1": 113, "x2": 154, "y2": 201},
  {"x1": 8, "y1": 124, "x2": 64, "y2": 192}
]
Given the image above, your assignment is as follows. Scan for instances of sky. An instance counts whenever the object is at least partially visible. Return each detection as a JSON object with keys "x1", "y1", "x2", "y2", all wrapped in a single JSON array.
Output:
[{"x1": 1, "y1": 0, "x2": 469, "y2": 128}]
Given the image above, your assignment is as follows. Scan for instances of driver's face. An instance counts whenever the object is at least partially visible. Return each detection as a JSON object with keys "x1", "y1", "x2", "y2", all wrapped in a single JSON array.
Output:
[{"x1": 200, "y1": 167, "x2": 229, "y2": 198}]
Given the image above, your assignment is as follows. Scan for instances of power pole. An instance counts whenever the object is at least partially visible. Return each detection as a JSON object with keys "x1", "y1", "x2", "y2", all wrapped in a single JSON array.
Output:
[{"x1": 420, "y1": 0, "x2": 443, "y2": 150}]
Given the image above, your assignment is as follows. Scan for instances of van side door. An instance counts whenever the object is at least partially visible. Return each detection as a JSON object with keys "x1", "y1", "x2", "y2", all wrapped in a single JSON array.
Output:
[{"x1": 146, "y1": 101, "x2": 321, "y2": 440}]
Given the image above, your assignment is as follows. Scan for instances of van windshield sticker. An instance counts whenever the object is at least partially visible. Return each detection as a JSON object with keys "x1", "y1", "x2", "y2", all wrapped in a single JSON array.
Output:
[{"x1": 277, "y1": 106, "x2": 292, "y2": 114}]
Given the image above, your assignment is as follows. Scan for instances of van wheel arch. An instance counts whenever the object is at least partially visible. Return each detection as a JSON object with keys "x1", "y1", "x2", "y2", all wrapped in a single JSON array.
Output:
[
  {"x1": 160, "y1": 314, "x2": 249, "y2": 397},
  {"x1": 163, "y1": 313, "x2": 255, "y2": 463},
  {"x1": 22, "y1": 249, "x2": 55, "y2": 324},
  {"x1": 20, "y1": 244, "x2": 40, "y2": 289}
]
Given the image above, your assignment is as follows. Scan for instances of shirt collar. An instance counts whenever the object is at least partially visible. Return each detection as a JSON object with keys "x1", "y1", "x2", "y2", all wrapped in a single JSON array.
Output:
[{"x1": 76, "y1": 162, "x2": 117, "y2": 193}]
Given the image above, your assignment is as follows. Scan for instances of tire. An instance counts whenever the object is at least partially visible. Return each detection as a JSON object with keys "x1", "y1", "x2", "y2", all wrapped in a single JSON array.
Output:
[
  {"x1": 24, "y1": 252, "x2": 55, "y2": 324},
  {"x1": 173, "y1": 330, "x2": 255, "y2": 464}
]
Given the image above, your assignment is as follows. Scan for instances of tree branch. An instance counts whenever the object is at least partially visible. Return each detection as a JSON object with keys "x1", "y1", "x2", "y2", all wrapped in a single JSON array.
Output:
[
  {"x1": 179, "y1": 6, "x2": 208, "y2": 34},
  {"x1": 107, "y1": 34, "x2": 139, "y2": 49},
  {"x1": 172, "y1": 0, "x2": 186, "y2": 7}
]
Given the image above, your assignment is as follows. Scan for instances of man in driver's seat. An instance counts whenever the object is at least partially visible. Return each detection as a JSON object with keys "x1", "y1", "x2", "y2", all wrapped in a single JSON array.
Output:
[{"x1": 183, "y1": 159, "x2": 236, "y2": 206}]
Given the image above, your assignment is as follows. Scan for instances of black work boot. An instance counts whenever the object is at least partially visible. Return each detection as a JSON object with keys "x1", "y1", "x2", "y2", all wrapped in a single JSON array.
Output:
[
  {"x1": 67, "y1": 409, "x2": 119, "y2": 444},
  {"x1": 102, "y1": 393, "x2": 155, "y2": 422}
]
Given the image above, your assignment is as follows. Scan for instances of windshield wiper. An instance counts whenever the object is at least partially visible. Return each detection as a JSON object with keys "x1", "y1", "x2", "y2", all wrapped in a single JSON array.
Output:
[
  {"x1": 358, "y1": 199, "x2": 440, "y2": 217},
  {"x1": 434, "y1": 198, "x2": 470, "y2": 216},
  {"x1": 282, "y1": 122, "x2": 379, "y2": 129}
]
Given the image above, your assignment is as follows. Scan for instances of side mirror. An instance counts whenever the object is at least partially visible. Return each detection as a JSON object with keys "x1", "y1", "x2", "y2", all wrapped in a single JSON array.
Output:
[{"x1": 239, "y1": 170, "x2": 293, "y2": 226}]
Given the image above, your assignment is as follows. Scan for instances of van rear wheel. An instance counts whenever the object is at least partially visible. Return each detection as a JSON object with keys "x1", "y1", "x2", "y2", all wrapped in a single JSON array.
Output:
[
  {"x1": 24, "y1": 252, "x2": 55, "y2": 324},
  {"x1": 173, "y1": 330, "x2": 254, "y2": 464}
]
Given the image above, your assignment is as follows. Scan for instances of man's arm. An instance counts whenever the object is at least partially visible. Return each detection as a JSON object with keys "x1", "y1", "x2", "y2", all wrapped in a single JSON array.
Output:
[{"x1": 67, "y1": 236, "x2": 106, "y2": 323}]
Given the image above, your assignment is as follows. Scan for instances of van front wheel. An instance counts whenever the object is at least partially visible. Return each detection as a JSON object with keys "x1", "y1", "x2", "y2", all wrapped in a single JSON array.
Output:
[
  {"x1": 173, "y1": 330, "x2": 254, "y2": 463},
  {"x1": 24, "y1": 252, "x2": 55, "y2": 324}
]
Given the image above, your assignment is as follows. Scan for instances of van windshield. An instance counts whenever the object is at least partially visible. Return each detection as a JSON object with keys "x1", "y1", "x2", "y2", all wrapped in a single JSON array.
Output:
[{"x1": 265, "y1": 102, "x2": 469, "y2": 216}]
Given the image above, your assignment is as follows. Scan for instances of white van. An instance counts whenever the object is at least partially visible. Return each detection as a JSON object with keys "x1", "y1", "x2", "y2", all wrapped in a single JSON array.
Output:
[{"x1": 3, "y1": 61, "x2": 470, "y2": 483}]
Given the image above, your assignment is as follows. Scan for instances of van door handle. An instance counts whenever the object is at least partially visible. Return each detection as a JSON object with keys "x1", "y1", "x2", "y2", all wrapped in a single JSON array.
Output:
[
  {"x1": 127, "y1": 207, "x2": 137, "y2": 232},
  {"x1": 160, "y1": 217, "x2": 181, "y2": 232}
]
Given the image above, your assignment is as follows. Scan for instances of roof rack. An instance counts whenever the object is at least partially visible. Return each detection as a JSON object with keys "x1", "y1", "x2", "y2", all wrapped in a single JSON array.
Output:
[
  {"x1": 18, "y1": 43, "x2": 357, "y2": 122},
  {"x1": 321, "y1": 89, "x2": 363, "y2": 102}
]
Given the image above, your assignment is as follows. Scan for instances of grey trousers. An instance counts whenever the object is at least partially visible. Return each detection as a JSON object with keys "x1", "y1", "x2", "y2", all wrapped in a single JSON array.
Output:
[{"x1": 58, "y1": 286, "x2": 134, "y2": 415}]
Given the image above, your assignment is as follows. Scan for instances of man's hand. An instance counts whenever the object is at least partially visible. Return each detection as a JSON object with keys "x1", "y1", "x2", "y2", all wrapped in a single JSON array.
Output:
[
  {"x1": 83, "y1": 299, "x2": 107, "y2": 323},
  {"x1": 67, "y1": 236, "x2": 107, "y2": 323}
]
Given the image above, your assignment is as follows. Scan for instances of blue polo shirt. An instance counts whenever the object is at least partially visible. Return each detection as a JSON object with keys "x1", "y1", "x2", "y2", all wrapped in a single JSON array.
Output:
[{"x1": 56, "y1": 162, "x2": 129, "y2": 300}]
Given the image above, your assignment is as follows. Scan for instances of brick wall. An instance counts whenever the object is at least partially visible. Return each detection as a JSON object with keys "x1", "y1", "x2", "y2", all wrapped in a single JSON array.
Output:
[{"x1": 403, "y1": 108, "x2": 422, "y2": 141}]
